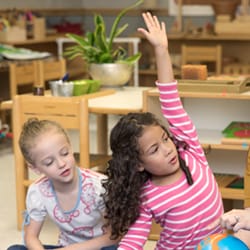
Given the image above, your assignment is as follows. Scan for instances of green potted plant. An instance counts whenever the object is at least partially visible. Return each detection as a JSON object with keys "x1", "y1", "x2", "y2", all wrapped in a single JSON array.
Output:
[{"x1": 64, "y1": 0, "x2": 143, "y2": 87}]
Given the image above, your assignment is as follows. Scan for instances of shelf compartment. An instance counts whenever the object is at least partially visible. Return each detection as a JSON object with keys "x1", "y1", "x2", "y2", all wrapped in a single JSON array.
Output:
[
  {"x1": 220, "y1": 187, "x2": 245, "y2": 200},
  {"x1": 214, "y1": 174, "x2": 249, "y2": 206},
  {"x1": 199, "y1": 129, "x2": 249, "y2": 151},
  {"x1": 215, "y1": 173, "x2": 239, "y2": 189}
]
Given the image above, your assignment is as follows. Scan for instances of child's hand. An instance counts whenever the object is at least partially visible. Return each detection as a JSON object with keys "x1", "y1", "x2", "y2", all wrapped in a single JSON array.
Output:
[
  {"x1": 208, "y1": 209, "x2": 250, "y2": 232},
  {"x1": 137, "y1": 12, "x2": 168, "y2": 50}
]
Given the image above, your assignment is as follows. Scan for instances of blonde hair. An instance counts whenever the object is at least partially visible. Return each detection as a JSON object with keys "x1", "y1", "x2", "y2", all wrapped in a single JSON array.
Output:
[{"x1": 19, "y1": 118, "x2": 70, "y2": 164}]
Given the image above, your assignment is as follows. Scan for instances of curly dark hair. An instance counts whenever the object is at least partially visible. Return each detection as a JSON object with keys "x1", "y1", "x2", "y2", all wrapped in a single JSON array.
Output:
[{"x1": 102, "y1": 112, "x2": 193, "y2": 240}]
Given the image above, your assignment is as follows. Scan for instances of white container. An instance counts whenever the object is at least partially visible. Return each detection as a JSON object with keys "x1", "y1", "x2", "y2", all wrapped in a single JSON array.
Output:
[
  {"x1": 49, "y1": 81, "x2": 74, "y2": 97},
  {"x1": 49, "y1": 80, "x2": 61, "y2": 96},
  {"x1": 58, "y1": 82, "x2": 74, "y2": 97}
]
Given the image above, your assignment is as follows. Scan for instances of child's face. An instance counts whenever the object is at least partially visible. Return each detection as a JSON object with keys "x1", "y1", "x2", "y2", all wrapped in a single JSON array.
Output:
[
  {"x1": 28, "y1": 129, "x2": 76, "y2": 184},
  {"x1": 138, "y1": 125, "x2": 181, "y2": 185}
]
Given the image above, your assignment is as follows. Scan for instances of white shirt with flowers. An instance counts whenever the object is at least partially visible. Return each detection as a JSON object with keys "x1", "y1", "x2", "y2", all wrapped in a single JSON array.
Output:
[{"x1": 25, "y1": 168, "x2": 106, "y2": 246}]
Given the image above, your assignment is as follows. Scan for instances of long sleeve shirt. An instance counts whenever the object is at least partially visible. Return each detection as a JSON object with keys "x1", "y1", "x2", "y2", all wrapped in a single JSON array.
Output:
[{"x1": 118, "y1": 81, "x2": 223, "y2": 250}]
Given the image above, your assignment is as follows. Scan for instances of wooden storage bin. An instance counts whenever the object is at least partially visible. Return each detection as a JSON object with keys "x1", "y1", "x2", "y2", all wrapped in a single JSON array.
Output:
[
  {"x1": 177, "y1": 78, "x2": 250, "y2": 93},
  {"x1": 0, "y1": 26, "x2": 26, "y2": 42},
  {"x1": 26, "y1": 17, "x2": 46, "y2": 40},
  {"x1": 224, "y1": 64, "x2": 250, "y2": 75},
  {"x1": 33, "y1": 17, "x2": 46, "y2": 40}
]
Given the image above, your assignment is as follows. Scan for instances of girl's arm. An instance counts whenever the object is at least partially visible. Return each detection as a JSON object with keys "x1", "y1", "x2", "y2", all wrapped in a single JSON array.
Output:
[
  {"x1": 26, "y1": 222, "x2": 118, "y2": 250},
  {"x1": 57, "y1": 227, "x2": 119, "y2": 250},
  {"x1": 138, "y1": 12, "x2": 205, "y2": 158},
  {"x1": 24, "y1": 219, "x2": 45, "y2": 250},
  {"x1": 137, "y1": 12, "x2": 174, "y2": 83}
]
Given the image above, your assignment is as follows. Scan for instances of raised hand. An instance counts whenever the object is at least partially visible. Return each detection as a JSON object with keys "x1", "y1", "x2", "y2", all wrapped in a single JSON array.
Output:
[{"x1": 137, "y1": 12, "x2": 168, "y2": 50}]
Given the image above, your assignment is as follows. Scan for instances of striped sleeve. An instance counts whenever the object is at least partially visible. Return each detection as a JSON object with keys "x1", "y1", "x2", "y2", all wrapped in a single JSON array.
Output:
[
  {"x1": 156, "y1": 81, "x2": 206, "y2": 162},
  {"x1": 118, "y1": 206, "x2": 152, "y2": 250}
]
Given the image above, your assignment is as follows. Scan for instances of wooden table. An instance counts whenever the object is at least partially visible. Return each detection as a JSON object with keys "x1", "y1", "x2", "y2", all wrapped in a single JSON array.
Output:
[
  {"x1": 1, "y1": 86, "x2": 150, "y2": 153},
  {"x1": 88, "y1": 86, "x2": 150, "y2": 154}
]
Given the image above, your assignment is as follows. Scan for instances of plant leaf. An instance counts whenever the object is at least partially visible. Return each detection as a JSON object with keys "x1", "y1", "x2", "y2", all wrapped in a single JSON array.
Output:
[
  {"x1": 113, "y1": 24, "x2": 129, "y2": 39},
  {"x1": 66, "y1": 33, "x2": 89, "y2": 47},
  {"x1": 65, "y1": 0, "x2": 143, "y2": 64},
  {"x1": 94, "y1": 15, "x2": 109, "y2": 53},
  {"x1": 115, "y1": 52, "x2": 142, "y2": 65},
  {"x1": 108, "y1": 0, "x2": 144, "y2": 50}
]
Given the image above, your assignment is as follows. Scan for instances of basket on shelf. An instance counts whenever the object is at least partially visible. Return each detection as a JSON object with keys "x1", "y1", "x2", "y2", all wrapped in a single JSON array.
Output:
[{"x1": 212, "y1": 0, "x2": 239, "y2": 18}]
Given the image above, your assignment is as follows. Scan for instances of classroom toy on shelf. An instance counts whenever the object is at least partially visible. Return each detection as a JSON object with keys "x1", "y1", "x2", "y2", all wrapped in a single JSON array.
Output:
[
  {"x1": 0, "y1": 124, "x2": 12, "y2": 140},
  {"x1": 0, "y1": 18, "x2": 26, "y2": 42},
  {"x1": 222, "y1": 121, "x2": 250, "y2": 145},
  {"x1": 0, "y1": 9, "x2": 45, "y2": 42}
]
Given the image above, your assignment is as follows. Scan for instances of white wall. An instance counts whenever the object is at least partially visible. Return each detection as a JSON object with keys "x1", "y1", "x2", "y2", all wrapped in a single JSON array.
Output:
[
  {"x1": 0, "y1": 0, "x2": 82, "y2": 9},
  {"x1": 81, "y1": 0, "x2": 140, "y2": 8},
  {"x1": 0, "y1": 0, "x2": 215, "y2": 16},
  {"x1": 0, "y1": 0, "x2": 167, "y2": 9}
]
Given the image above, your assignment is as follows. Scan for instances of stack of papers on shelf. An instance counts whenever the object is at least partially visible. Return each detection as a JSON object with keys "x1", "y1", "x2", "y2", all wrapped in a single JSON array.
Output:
[{"x1": 221, "y1": 121, "x2": 250, "y2": 145}]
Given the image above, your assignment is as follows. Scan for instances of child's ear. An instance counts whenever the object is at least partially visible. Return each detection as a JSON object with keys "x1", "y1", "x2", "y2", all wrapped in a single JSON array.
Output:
[
  {"x1": 137, "y1": 163, "x2": 144, "y2": 172},
  {"x1": 27, "y1": 162, "x2": 42, "y2": 175}
]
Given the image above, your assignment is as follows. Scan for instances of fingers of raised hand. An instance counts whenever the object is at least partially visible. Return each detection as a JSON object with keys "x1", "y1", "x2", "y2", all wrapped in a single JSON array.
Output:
[{"x1": 142, "y1": 12, "x2": 159, "y2": 30}]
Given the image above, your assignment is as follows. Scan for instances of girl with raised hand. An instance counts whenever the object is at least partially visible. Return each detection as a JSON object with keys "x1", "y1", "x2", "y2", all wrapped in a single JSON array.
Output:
[{"x1": 102, "y1": 12, "x2": 224, "y2": 249}]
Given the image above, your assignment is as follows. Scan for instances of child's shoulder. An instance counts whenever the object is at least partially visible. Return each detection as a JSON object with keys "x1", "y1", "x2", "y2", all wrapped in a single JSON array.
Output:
[
  {"x1": 30, "y1": 176, "x2": 50, "y2": 187},
  {"x1": 32, "y1": 175, "x2": 49, "y2": 185},
  {"x1": 79, "y1": 168, "x2": 106, "y2": 195},
  {"x1": 28, "y1": 176, "x2": 53, "y2": 198},
  {"x1": 80, "y1": 168, "x2": 107, "y2": 180}
]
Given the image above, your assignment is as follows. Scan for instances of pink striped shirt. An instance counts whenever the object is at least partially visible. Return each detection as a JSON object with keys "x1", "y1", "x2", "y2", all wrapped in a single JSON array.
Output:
[{"x1": 118, "y1": 81, "x2": 223, "y2": 250}]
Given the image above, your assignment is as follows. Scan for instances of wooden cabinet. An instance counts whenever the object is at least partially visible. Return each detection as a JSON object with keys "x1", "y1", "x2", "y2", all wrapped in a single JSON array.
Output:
[
  {"x1": 4, "y1": 36, "x2": 88, "y2": 80},
  {"x1": 143, "y1": 88, "x2": 250, "y2": 207},
  {"x1": 138, "y1": 34, "x2": 250, "y2": 86},
  {"x1": 0, "y1": 35, "x2": 88, "y2": 101}
]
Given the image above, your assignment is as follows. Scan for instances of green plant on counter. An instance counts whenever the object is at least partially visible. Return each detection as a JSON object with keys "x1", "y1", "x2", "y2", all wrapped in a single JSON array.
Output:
[{"x1": 64, "y1": 0, "x2": 143, "y2": 65}]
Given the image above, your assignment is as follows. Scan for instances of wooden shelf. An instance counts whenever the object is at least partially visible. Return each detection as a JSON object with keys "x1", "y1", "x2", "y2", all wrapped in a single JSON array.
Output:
[
  {"x1": 143, "y1": 87, "x2": 250, "y2": 210},
  {"x1": 203, "y1": 143, "x2": 249, "y2": 151},
  {"x1": 136, "y1": 32, "x2": 250, "y2": 42},
  {"x1": 220, "y1": 187, "x2": 245, "y2": 200},
  {"x1": 182, "y1": 0, "x2": 241, "y2": 4},
  {"x1": 4, "y1": 34, "x2": 64, "y2": 46},
  {"x1": 146, "y1": 87, "x2": 250, "y2": 100},
  {"x1": 138, "y1": 33, "x2": 250, "y2": 87},
  {"x1": 215, "y1": 174, "x2": 241, "y2": 200},
  {"x1": 179, "y1": 91, "x2": 250, "y2": 100},
  {"x1": 144, "y1": 88, "x2": 250, "y2": 150},
  {"x1": 139, "y1": 69, "x2": 157, "y2": 75},
  {"x1": 199, "y1": 129, "x2": 249, "y2": 151},
  {"x1": 169, "y1": 34, "x2": 250, "y2": 41}
]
